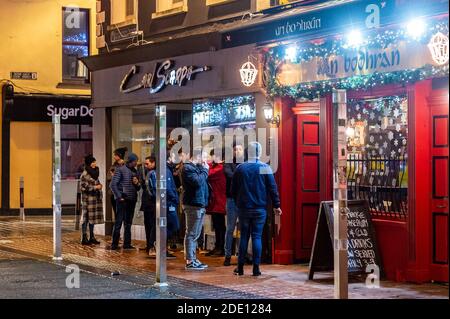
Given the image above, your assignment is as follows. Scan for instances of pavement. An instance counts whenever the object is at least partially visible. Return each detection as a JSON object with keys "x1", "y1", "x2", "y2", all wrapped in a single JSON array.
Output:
[{"x1": 0, "y1": 217, "x2": 448, "y2": 299}]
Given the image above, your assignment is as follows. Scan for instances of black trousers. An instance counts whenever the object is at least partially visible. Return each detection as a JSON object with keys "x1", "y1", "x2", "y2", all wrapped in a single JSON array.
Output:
[
  {"x1": 211, "y1": 213, "x2": 226, "y2": 251},
  {"x1": 143, "y1": 206, "x2": 156, "y2": 249},
  {"x1": 110, "y1": 195, "x2": 117, "y2": 219},
  {"x1": 112, "y1": 199, "x2": 136, "y2": 247}
]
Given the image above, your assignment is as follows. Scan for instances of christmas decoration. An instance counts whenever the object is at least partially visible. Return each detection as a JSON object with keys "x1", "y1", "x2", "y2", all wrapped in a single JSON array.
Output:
[
  {"x1": 264, "y1": 21, "x2": 449, "y2": 100},
  {"x1": 428, "y1": 32, "x2": 449, "y2": 65},
  {"x1": 240, "y1": 60, "x2": 258, "y2": 87},
  {"x1": 193, "y1": 95, "x2": 255, "y2": 127}
]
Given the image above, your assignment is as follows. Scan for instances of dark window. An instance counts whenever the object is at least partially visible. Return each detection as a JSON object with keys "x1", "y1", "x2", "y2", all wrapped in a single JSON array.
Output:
[
  {"x1": 62, "y1": 7, "x2": 90, "y2": 82},
  {"x1": 61, "y1": 124, "x2": 93, "y2": 179},
  {"x1": 126, "y1": 0, "x2": 134, "y2": 16}
]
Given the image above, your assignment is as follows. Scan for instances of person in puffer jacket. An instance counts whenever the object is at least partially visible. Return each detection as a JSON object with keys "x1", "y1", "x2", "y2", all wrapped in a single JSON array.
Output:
[{"x1": 109, "y1": 152, "x2": 141, "y2": 250}]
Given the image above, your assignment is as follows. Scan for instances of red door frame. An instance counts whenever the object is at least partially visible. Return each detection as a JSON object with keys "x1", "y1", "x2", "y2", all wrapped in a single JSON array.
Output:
[
  {"x1": 274, "y1": 82, "x2": 449, "y2": 283},
  {"x1": 293, "y1": 103, "x2": 321, "y2": 260},
  {"x1": 428, "y1": 88, "x2": 449, "y2": 282}
]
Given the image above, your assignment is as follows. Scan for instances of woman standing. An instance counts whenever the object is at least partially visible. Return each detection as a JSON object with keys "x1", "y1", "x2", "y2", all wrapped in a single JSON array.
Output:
[
  {"x1": 80, "y1": 155, "x2": 104, "y2": 245},
  {"x1": 206, "y1": 149, "x2": 227, "y2": 257}
]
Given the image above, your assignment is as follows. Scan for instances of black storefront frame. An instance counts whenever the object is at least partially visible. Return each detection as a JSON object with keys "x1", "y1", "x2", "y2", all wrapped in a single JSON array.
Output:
[{"x1": 1, "y1": 93, "x2": 92, "y2": 216}]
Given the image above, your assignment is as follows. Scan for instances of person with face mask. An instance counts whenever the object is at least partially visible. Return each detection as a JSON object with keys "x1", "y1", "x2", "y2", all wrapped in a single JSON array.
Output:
[{"x1": 80, "y1": 155, "x2": 104, "y2": 245}]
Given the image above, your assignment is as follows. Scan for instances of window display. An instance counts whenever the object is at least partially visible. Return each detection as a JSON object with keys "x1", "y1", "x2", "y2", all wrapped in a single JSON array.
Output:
[{"x1": 346, "y1": 95, "x2": 408, "y2": 218}]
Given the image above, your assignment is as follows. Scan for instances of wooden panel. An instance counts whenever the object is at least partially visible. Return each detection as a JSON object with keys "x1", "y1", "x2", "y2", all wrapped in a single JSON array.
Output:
[
  {"x1": 302, "y1": 153, "x2": 319, "y2": 192},
  {"x1": 433, "y1": 156, "x2": 448, "y2": 199},
  {"x1": 433, "y1": 213, "x2": 449, "y2": 264},
  {"x1": 433, "y1": 115, "x2": 448, "y2": 147},
  {"x1": 301, "y1": 204, "x2": 320, "y2": 249},
  {"x1": 302, "y1": 122, "x2": 319, "y2": 145}
]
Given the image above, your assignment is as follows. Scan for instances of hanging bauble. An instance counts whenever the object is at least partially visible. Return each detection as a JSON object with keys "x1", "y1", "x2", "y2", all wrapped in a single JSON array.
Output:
[{"x1": 428, "y1": 32, "x2": 449, "y2": 65}]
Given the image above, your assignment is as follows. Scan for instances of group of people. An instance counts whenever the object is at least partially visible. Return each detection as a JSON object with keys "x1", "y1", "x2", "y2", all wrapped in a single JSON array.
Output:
[{"x1": 78, "y1": 141, "x2": 281, "y2": 276}]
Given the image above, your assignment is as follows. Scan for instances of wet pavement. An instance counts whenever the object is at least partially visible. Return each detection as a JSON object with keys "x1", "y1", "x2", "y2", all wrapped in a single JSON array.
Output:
[{"x1": 0, "y1": 217, "x2": 448, "y2": 299}]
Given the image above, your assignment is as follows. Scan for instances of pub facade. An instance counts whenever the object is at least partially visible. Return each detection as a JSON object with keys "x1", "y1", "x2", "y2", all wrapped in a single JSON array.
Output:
[
  {"x1": 85, "y1": 0, "x2": 448, "y2": 283},
  {"x1": 221, "y1": 0, "x2": 449, "y2": 282}
]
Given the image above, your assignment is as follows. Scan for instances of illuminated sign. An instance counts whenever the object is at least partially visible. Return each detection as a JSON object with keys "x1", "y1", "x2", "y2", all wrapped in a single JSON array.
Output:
[{"x1": 120, "y1": 60, "x2": 211, "y2": 94}]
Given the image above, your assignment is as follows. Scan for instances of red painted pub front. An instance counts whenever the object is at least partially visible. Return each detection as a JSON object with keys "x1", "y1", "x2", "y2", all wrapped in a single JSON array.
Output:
[{"x1": 263, "y1": 3, "x2": 449, "y2": 283}]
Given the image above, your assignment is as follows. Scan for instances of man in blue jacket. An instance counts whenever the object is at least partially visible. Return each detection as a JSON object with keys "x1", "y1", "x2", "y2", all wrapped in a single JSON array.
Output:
[
  {"x1": 110, "y1": 152, "x2": 141, "y2": 250},
  {"x1": 180, "y1": 147, "x2": 210, "y2": 270},
  {"x1": 231, "y1": 142, "x2": 282, "y2": 276},
  {"x1": 142, "y1": 154, "x2": 180, "y2": 259},
  {"x1": 140, "y1": 156, "x2": 157, "y2": 255}
]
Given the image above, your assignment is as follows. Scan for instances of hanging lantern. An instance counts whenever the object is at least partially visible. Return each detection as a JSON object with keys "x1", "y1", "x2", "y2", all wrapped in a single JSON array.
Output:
[
  {"x1": 428, "y1": 32, "x2": 449, "y2": 65},
  {"x1": 240, "y1": 60, "x2": 258, "y2": 87}
]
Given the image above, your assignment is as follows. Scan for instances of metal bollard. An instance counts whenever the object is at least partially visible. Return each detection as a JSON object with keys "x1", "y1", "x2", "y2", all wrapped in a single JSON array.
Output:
[
  {"x1": 53, "y1": 114, "x2": 63, "y2": 261},
  {"x1": 19, "y1": 177, "x2": 25, "y2": 221},
  {"x1": 75, "y1": 179, "x2": 81, "y2": 230}
]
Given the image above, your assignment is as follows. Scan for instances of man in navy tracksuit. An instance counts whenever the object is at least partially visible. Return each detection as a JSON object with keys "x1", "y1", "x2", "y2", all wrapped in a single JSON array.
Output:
[
  {"x1": 231, "y1": 142, "x2": 282, "y2": 276},
  {"x1": 110, "y1": 153, "x2": 141, "y2": 250}
]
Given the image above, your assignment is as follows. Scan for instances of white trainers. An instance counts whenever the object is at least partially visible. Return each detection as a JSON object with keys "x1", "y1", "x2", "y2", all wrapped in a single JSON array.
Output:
[{"x1": 148, "y1": 248, "x2": 156, "y2": 258}]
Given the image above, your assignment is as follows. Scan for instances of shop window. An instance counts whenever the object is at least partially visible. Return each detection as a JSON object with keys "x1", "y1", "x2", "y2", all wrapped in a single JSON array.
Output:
[
  {"x1": 193, "y1": 95, "x2": 256, "y2": 128},
  {"x1": 62, "y1": 7, "x2": 90, "y2": 83},
  {"x1": 112, "y1": 105, "x2": 192, "y2": 226},
  {"x1": 346, "y1": 95, "x2": 408, "y2": 218},
  {"x1": 61, "y1": 124, "x2": 93, "y2": 179},
  {"x1": 152, "y1": 0, "x2": 188, "y2": 19},
  {"x1": 110, "y1": 0, "x2": 136, "y2": 26},
  {"x1": 257, "y1": 0, "x2": 300, "y2": 10},
  {"x1": 206, "y1": 0, "x2": 236, "y2": 6}
]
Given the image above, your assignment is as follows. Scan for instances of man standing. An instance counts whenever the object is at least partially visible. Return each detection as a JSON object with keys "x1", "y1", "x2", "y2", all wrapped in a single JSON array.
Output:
[
  {"x1": 223, "y1": 142, "x2": 245, "y2": 266},
  {"x1": 110, "y1": 152, "x2": 141, "y2": 250},
  {"x1": 180, "y1": 148, "x2": 210, "y2": 270},
  {"x1": 140, "y1": 156, "x2": 157, "y2": 255},
  {"x1": 231, "y1": 142, "x2": 282, "y2": 276},
  {"x1": 108, "y1": 147, "x2": 127, "y2": 220},
  {"x1": 166, "y1": 151, "x2": 180, "y2": 258}
]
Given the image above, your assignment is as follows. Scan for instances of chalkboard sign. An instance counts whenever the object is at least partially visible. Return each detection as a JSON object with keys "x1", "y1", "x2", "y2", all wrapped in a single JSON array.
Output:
[{"x1": 308, "y1": 200, "x2": 382, "y2": 280}]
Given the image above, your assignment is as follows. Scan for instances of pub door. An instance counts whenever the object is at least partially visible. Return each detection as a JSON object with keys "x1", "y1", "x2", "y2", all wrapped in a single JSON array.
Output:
[
  {"x1": 294, "y1": 103, "x2": 322, "y2": 261},
  {"x1": 429, "y1": 88, "x2": 449, "y2": 282}
]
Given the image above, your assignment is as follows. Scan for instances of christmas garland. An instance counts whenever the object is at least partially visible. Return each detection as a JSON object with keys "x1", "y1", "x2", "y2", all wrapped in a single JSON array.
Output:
[{"x1": 265, "y1": 21, "x2": 449, "y2": 100}]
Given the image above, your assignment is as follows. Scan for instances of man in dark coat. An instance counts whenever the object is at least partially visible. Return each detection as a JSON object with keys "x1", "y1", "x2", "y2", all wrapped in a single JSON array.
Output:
[
  {"x1": 231, "y1": 142, "x2": 282, "y2": 276},
  {"x1": 140, "y1": 156, "x2": 157, "y2": 254},
  {"x1": 110, "y1": 152, "x2": 141, "y2": 250}
]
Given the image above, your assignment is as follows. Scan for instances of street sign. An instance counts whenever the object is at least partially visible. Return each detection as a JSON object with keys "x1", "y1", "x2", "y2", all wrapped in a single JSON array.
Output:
[{"x1": 10, "y1": 72, "x2": 37, "y2": 80}]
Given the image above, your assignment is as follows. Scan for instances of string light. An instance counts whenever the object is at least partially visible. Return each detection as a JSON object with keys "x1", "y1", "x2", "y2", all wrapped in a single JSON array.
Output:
[{"x1": 265, "y1": 21, "x2": 449, "y2": 100}]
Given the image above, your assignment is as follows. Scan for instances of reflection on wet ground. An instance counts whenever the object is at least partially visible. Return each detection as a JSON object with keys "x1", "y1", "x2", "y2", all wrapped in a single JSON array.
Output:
[{"x1": 0, "y1": 216, "x2": 448, "y2": 299}]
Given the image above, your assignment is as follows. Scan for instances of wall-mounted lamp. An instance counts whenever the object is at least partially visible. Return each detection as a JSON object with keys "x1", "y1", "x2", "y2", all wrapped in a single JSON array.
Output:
[{"x1": 263, "y1": 100, "x2": 280, "y2": 127}]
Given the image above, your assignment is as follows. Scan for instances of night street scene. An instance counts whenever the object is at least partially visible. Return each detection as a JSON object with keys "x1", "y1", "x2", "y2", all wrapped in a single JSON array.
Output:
[{"x1": 0, "y1": 0, "x2": 448, "y2": 312}]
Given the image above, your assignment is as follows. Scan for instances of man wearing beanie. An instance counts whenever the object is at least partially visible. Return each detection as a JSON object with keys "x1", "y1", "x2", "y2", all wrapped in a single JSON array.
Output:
[
  {"x1": 109, "y1": 147, "x2": 128, "y2": 221},
  {"x1": 109, "y1": 152, "x2": 141, "y2": 250}
]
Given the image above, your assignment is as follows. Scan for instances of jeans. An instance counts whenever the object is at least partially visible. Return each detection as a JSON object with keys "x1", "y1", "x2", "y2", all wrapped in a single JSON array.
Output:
[
  {"x1": 183, "y1": 205, "x2": 205, "y2": 261},
  {"x1": 112, "y1": 199, "x2": 136, "y2": 247},
  {"x1": 238, "y1": 209, "x2": 267, "y2": 266},
  {"x1": 167, "y1": 203, "x2": 180, "y2": 239},
  {"x1": 224, "y1": 198, "x2": 238, "y2": 258},
  {"x1": 143, "y1": 206, "x2": 156, "y2": 249}
]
